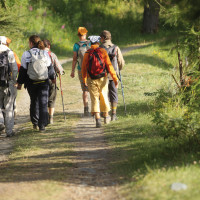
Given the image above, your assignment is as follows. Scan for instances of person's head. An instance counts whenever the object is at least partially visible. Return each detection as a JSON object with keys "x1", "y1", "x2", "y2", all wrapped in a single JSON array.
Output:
[
  {"x1": 78, "y1": 27, "x2": 88, "y2": 40},
  {"x1": 29, "y1": 35, "x2": 45, "y2": 49},
  {"x1": 88, "y1": 36, "x2": 101, "y2": 45},
  {"x1": 0, "y1": 36, "x2": 12, "y2": 46},
  {"x1": 43, "y1": 39, "x2": 51, "y2": 49},
  {"x1": 100, "y1": 30, "x2": 112, "y2": 42}
]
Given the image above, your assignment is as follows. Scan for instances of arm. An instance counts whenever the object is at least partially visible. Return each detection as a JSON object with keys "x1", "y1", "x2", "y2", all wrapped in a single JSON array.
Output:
[
  {"x1": 103, "y1": 49, "x2": 118, "y2": 86},
  {"x1": 71, "y1": 51, "x2": 77, "y2": 78},
  {"x1": 116, "y1": 46, "x2": 125, "y2": 70},
  {"x1": 8, "y1": 51, "x2": 18, "y2": 84},
  {"x1": 51, "y1": 52, "x2": 64, "y2": 74},
  {"x1": 81, "y1": 52, "x2": 89, "y2": 84}
]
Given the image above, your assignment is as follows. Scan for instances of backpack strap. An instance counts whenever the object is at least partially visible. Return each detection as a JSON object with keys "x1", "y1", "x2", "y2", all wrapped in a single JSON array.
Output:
[{"x1": 77, "y1": 40, "x2": 90, "y2": 47}]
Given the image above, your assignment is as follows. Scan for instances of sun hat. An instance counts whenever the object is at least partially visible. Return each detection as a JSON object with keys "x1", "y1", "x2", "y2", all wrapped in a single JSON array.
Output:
[
  {"x1": 78, "y1": 27, "x2": 88, "y2": 36},
  {"x1": 88, "y1": 36, "x2": 101, "y2": 44}
]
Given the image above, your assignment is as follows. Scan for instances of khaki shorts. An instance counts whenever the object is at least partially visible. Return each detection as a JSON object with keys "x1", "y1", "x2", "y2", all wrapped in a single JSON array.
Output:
[
  {"x1": 78, "y1": 70, "x2": 89, "y2": 92},
  {"x1": 87, "y1": 77, "x2": 110, "y2": 113}
]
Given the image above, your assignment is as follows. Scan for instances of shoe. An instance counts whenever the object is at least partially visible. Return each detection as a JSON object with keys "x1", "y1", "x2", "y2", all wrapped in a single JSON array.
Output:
[
  {"x1": 49, "y1": 116, "x2": 53, "y2": 124},
  {"x1": 33, "y1": 124, "x2": 38, "y2": 130},
  {"x1": 6, "y1": 131, "x2": 15, "y2": 137},
  {"x1": 0, "y1": 124, "x2": 5, "y2": 132},
  {"x1": 104, "y1": 116, "x2": 111, "y2": 124},
  {"x1": 14, "y1": 109, "x2": 17, "y2": 118},
  {"x1": 84, "y1": 107, "x2": 90, "y2": 117},
  {"x1": 39, "y1": 126, "x2": 46, "y2": 132},
  {"x1": 96, "y1": 118, "x2": 101, "y2": 128},
  {"x1": 111, "y1": 114, "x2": 117, "y2": 121}
]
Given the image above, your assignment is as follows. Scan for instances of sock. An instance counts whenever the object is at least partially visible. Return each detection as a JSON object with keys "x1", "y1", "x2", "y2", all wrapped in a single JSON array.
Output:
[{"x1": 111, "y1": 102, "x2": 117, "y2": 115}]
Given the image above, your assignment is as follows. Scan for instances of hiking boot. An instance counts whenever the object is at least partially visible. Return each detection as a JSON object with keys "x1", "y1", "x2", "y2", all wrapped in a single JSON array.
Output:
[
  {"x1": 111, "y1": 114, "x2": 117, "y2": 121},
  {"x1": 6, "y1": 131, "x2": 15, "y2": 137},
  {"x1": 104, "y1": 116, "x2": 111, "y2": 124},
  {"x1": 84, "y1": 107, "x2": 90, "y2": 117},
  {"x1": 39, "y1": 126, "x2": 46, "y2": 132},
  {"x1": 33, "y1": 124, "x2": 38, "y2": 130},
  {"x1": 96, "y1": 118, "x2": 101, "y2": 128},
  {"x1": 0, "y1": 124, "x2": 5, "y2": 132}
]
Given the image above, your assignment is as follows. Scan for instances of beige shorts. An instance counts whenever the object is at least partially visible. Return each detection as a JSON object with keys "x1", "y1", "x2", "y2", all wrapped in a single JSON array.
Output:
[{"x1": 78, "y1": 70, "x2": 89, "y2": 92}]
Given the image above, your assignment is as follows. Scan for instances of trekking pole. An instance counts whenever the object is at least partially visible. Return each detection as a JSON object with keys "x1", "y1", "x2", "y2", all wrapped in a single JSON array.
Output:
[
  {"x1": 58, "y1": 72, "x2": 66, "y2": 120},
  {"x1": 118, "y1": 70, "x2": 127, "y2": 115}
]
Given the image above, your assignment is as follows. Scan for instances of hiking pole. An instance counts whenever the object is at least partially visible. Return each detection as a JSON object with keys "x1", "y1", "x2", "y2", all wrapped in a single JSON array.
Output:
[
  {"x1": 58, "y1": 72, "x2": 66, "y2": 120},
  {"x1": 118, "y1": 70, "x2": 127, "y2": 115}
]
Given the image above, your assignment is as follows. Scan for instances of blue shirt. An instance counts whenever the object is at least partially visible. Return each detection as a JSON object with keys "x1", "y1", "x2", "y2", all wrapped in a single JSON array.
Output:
[{"x1": 73, "y1": 41, "x2": 91, "y2": 70}]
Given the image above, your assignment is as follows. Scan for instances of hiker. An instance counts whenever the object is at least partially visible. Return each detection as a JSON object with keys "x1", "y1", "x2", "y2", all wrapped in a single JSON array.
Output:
[
  {"x1": 4, "y1": 37, "x2": 21, "y2": 118},
  {"x1": 100, "y1": 30, "x2": 125, "y2": 121},
  {"x1": 0, "y1": 36, "x2": 18, "y2": 137},
  {"x1": 43, "y1": 39, "x2": 64, "y2": 124},
  {"x1": 81, "y1": 36, "x2": 118, "y2": 128},
  {"x1": 17, "y1": 35, "x2": 55, "y2": 132},
  {"x1": 70, "y1": 27, "x2": 91, "y2": 116}
]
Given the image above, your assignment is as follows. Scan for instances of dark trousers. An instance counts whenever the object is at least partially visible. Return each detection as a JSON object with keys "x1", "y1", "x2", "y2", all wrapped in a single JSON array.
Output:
[
  {"x1": 27, "y1": 80, "x2": 49, "y2": 129},
  {"x1": 108, "y1": 80, "x2": 118, "y2": 103}
]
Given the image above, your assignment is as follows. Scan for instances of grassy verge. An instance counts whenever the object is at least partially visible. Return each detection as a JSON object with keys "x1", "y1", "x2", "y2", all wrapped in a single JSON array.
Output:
[
  {"x1": 0, "y1": 61, "x2": 83, "y2": 200},
  {"x1": 105, "y1": 42, "x2": 200, "y2": 199}
]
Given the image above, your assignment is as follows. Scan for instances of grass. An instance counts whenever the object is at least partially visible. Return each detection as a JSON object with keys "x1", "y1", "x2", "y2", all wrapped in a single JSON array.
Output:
[{"x1": 105, "y1": 41, "x2": 200, "y2": 199}]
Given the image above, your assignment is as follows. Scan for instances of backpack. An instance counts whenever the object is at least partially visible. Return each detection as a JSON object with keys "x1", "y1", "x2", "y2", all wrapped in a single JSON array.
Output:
[
  {"x1": 0, "y1": 50, "x2": 11, "y2": 87},
  {"x1": 77, "y1": 41, "x2": 90, "y2": 68},
  {"x1": 27, "y1": 50, "x2": 49, "y2": 81},
  {"x1": 101, "y1": 44, "x2": 118, "y2": 71},
  {"x1": 87, "y1": 47, "x2": 107, "y2": 80}
]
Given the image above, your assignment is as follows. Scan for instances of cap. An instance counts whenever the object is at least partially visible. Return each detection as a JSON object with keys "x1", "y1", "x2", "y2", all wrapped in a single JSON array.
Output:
[
  {"x1": 0, "y1": 36, "x2": 7, "y2": 44},
  {"x1": 100, "y1": 30, "x2": 111, "y2": 40},
  {"x1": 0, "y1": 36, "x2": 11, "y2": 44},
  {"x1": 6, "y1": 37, "x2": 12, "y2": 44},
  {"x1": 78, "y1": 27, "x2": 88, "y2": 36}
]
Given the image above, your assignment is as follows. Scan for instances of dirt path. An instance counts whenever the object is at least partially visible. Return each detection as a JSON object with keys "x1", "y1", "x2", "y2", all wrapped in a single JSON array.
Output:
[{"x1": 0, "y1": 44, "x2": 148, "y2": 199}]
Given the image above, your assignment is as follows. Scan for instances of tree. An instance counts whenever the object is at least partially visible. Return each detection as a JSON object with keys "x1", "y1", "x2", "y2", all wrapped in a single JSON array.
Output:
[{"x1": 142, "y1": 0, "x2": 160, "y2": 33}]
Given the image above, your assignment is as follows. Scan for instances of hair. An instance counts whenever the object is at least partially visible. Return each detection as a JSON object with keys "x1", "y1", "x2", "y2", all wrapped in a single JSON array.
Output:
[
  {"x1": 100, "y1": 30, "x2": 112, "y2": 40},
  {"x1": 29, "y1": 35, "x2": 45, "y2": 49},
  {"x1": 43, "y1": 39, "x2": 51, "y2": 47}
]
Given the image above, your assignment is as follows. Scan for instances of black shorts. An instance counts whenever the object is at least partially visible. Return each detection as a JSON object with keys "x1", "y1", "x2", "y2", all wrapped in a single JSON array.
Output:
[
  {"x1": 48, "y1": 80, "x2": 57, "y2": 108},
  {"x1": 108, "y1": 80, "x2": 118, "y2": 103}
]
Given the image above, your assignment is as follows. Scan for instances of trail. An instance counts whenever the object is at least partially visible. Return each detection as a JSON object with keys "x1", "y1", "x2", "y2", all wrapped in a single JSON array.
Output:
[{"x1": 0, "y1": 44, "x2": 148, "y2": 199}]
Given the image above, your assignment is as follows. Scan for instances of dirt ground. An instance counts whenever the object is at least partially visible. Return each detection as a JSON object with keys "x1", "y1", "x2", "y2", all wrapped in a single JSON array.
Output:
[{"x1": 0, "y1": 57, "x2": 125, "y2": 200}]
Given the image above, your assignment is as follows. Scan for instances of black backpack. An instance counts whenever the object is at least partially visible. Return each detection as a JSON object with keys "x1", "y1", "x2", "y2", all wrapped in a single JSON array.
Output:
[
  {"x1": 100, "y1": 44, "x2": 118, "y2": 71},
  {"x1": 0, "y1": 51, "x2": 11, "y2": 87}
]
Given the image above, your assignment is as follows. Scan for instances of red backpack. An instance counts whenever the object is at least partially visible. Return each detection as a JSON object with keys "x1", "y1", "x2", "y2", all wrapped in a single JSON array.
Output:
[{"x1": 87, "y1": 47, "x2": 107, "y2": 79}]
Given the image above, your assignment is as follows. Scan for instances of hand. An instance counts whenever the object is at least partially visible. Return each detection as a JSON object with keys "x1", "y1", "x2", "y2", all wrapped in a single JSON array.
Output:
[
  {"x1": 51, "y1": 79, "x2": 56, "y2": 84},
  {"x1": 17, "y1": 83, "x2": 22, "y2": 90},
  {"x1": 115, "y1": 81, "x2": 118, "y2": 89},
  {"x1": 60, "y1": 71, "x2": 65, "y2": 75},
  {"x1": 84, "y1": 82, "x2": 88, "y2": 87},
  {"x1": 70, "y1": 71, "x2": 75, "y2": 78}
]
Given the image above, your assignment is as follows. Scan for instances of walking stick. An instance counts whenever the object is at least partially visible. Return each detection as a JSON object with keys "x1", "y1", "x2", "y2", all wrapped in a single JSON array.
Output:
[
  {"x1": 118, "y1": 70, "x2": 127, "y2": 115},
  {"x1": 58, "y1": 73, "x2": 66, "y2": 120}
]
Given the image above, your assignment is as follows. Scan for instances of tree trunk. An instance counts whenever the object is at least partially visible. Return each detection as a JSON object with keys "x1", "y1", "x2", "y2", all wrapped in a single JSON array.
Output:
[{"x1": 142, "y1": 0, "x2": 160, "y2": 33}]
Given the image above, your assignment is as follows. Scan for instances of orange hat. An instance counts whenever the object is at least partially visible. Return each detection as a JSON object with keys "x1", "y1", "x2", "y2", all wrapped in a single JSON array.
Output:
[
  {"x1": 78, "y1": 27, "x2": 88, "y2": 36},
  {"x1": 6, "y1": 37, "x2": 12, "y2": 44}
]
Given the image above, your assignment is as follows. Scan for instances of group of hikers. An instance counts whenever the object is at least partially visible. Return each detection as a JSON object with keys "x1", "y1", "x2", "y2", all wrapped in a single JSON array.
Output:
[{"x1": 0, "y1": 26, "x2": 124, "y2": 137}]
